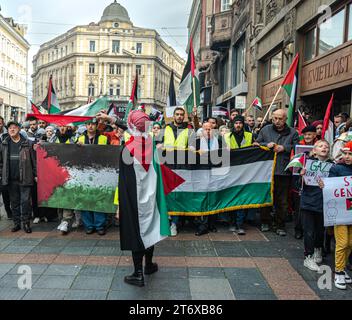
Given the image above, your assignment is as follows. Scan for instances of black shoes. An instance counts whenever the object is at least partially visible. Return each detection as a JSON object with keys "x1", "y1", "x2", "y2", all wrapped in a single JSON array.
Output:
[
  {"x1": 144, "y1": 263, "x2": 158, "y2": 275},
  {"x1": 11, "y1": 225, "x2": 21, "y2": 233},
  {"x1": 97, "y1": 229, "x2": 106, "y2": 236},
  {"x1": 195, "y1": 229, "x2": 209, "y2": 236},
  {"x1": 209, "y1": 225, "x2": 218, "y2": 233},
  {"x1": 86, "y1": 229, "x2": 94, "y2": 235},
  {"x1": 23, "y1": 223, "x2": 32, "y2": 234},
  {"x1": 124, "y1": 271, "x2": 145, "y2": 287}
]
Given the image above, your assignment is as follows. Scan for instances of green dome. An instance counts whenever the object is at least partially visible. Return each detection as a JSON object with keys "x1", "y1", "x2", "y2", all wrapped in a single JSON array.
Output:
[{"x1": 100, "y1": 1, "x2": 131, "y2": 23}]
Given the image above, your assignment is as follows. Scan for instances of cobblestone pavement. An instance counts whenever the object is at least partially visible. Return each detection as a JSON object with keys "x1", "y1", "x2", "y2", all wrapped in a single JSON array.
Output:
[{"x1": 0, "y1": 217, "x2": 351, "y2": 300}]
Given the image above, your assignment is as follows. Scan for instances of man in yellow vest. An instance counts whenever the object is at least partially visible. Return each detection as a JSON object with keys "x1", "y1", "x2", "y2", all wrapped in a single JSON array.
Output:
[
  {"x1": 163, "y1": 107, "x2": 192, "y2": 236},
  {"x1": 77, "y1": 118, "x2": 109, "y2": 236},
  {"x1": 224, "y1": 115, "x2": 254, "y2": 236}
]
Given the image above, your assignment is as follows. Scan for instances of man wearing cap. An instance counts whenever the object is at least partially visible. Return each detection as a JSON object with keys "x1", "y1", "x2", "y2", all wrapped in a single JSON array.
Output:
[
  {"x1": 0, "y1": 121, "x2": 36, "y2": 233},
  {"x1": 77, "y1": 118, "x2": 109, "y2": 236},
  {"x1": 224, "y1": 115, "x2": 254, "y2": 235}
]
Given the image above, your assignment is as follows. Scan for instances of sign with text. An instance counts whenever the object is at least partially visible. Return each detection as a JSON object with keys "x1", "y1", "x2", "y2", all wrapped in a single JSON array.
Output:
[
  {"x1": 323, "y1": 176, "x2": 352, "y2": 227},
  {"x1": 303, "y1": 160, "x2": 333, "y2": 186}
]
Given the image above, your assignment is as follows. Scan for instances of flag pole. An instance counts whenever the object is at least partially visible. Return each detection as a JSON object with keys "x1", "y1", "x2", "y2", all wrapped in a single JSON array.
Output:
[
  {"x1": 260, "y1": 86, "x2": 282, "y2": 128},
  {"x1": 243, "y1": 99, "x2": 255, "y2": 117}
]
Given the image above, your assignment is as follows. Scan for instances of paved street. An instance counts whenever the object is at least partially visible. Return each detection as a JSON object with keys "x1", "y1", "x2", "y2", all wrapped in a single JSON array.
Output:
[{"x1": 0, "y1": 217, "x2": 351, "y2": 300}]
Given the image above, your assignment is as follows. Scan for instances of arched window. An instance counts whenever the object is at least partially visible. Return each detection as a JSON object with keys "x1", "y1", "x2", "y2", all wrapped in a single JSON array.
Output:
[
  {"x1": 109, "y1": 83, "x2": 114, "y2": 96},
  {"x1": 116, "y1": 84, "x2": 120, "y2": 97},
  {"x1": 88, "y1": 83, "x2": 95, "y2": 97}
]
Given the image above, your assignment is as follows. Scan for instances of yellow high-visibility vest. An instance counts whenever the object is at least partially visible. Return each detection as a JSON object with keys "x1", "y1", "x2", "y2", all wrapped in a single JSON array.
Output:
[
  {"x1": 77, "y1": 134, "x2": 108, "y2": 145},
  {"x1": 225, "y1": 132, "x2": 252, "y2": 149},
  {"x1": 164, "y1": 126, "x2": 189, "y2": 150}
]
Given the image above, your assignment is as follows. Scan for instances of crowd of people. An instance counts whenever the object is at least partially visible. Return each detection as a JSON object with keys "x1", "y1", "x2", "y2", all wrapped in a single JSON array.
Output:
[{"x1": 0, "y1": 105, "x2": 352, "y2": 290}]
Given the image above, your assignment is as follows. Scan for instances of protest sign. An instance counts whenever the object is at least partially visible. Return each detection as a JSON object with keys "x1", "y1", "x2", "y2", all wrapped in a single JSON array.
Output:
[
  {"x1": 303, "y1": 160, "x2": 333, "y2": 186},
  {"x1": 323, "y1": 176, "x2": 352, "y2": 227}
]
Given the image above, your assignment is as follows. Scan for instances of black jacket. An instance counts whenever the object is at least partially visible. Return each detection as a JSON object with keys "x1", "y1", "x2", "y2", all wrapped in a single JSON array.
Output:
[{"x1": 0, "y1": 135, "x2": 37, "y2": 186}]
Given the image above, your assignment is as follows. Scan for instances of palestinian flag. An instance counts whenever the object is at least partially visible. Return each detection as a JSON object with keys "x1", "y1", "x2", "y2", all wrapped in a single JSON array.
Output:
[
  {"x1": 177, "y1": 37, "x2": 200, "y2": 114},
  {"x1": 322, "y1": 93, "x2": 335, "y2": 146},
  {"x1": 65, "y1": 95, "x2": 109, "y2": 118},
  {"x1": 41, "y1": 75, "x2": 61, "y2": 114},
  {"x1": 282, "y1": 54, "x2": 299, "y2": 127},
  {"x1": 297, "y1": 109, "x2": 307, "y2": 136},
  {"x1": 346, "y1": 198, "x2": 352, "y2": 211},
  {"x1": 167, "y1": 70, "x2": 177, "y2": 107},
  {"x1": 119, "y1": 137, "x2": 184, "y2": 251},
  {"x1": 123, "y1": 74, "x2": 138, "y2": 122},
  {"x1": 285, "y1": 153, "x2": 306, "y2": 171},
  {"x1": 37, "y1": 144, "x2": 119, "y2": 214},
  {"x1": 164, "y1": 147, "x2": 275, "y2": 216},
  {"x1": 25, "y1": 114, "x2": 94, "y2": 127},
  {"x1": 31, "y1": 101, "x2": 41, "y2": 115},
  {"x1": 253, "y1": 97, "x2": 263, "y2": 112}
]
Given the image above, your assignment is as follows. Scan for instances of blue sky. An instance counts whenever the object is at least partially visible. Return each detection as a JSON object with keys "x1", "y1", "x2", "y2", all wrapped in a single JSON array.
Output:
[{"x1": 2, "y1": 0, "x2": 191, "y2": 94}]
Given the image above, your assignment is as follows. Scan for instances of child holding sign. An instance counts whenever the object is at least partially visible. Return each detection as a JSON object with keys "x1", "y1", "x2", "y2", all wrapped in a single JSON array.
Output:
[
  {"x1": 301, "y1": 140, "x2": 333, "y2": 272},
  {"x1": 321, "y1": 141, "x2": 352, "y2": 290}
]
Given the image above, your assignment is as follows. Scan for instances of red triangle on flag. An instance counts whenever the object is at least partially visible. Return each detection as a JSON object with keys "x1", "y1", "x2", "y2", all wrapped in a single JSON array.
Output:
[{"x1": 160, "y1": 164, "x2": 185, "y2": 196}]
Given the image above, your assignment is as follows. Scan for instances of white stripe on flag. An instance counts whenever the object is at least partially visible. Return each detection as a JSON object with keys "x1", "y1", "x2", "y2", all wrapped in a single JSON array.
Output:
[{"x1": 177, "y1": 72, "x2": 192, "y2": 105}]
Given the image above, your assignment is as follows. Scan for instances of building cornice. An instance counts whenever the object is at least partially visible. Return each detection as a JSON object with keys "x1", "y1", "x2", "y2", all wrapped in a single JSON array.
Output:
[{"x1": 0, "y1": 15, "x2": 30, "y2": 49}]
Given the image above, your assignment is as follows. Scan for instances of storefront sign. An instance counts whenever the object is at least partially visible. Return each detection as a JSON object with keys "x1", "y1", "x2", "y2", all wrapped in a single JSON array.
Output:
[
  {"x1": 261, "y1": 77, "x2": 283, "y2": 106},
  {"x1": 235, "y1": 96, "x2": 246, "y2": 109},
  {"x1": 301, "y1": 42, "x2": 352, "y2": 95}
]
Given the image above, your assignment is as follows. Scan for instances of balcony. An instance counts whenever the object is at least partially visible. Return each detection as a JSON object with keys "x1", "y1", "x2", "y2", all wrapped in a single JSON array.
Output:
[{"x1": 210, "y1": 10, "x2": 233, "y2": 51}]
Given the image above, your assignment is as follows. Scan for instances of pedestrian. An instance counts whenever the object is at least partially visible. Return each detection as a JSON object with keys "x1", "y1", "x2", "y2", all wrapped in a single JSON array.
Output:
[
  {"x1": 77, "y1": 118, "x2": 109, "y2": 236},
  {"x1": 319, "y1": 141, "x2": 352, "y2": 290},
  {"x1": 292, "y1": 125, "x2": 318, "y2": 240},
  {"x1": 312, "y1": 120, "x2": 323, "y2": 140},
  {"x1": 224, "y1": 115, "x2": 254, "y2": 235},
  {"x1": 300, "y1": 140, "x2": 332, "y2": 272},
  {"x1": 191, "y1": 122, "x2": 222, "y2": 236},
  {"x1": 254, "y1": 109, "x2": 299, "y2": 236},
  {"x1": 119, "y1": 110, "x2": 160, "y2": 287},
  {"x1": 0, "y1": 121, "x2": 36, "y2": 233}
]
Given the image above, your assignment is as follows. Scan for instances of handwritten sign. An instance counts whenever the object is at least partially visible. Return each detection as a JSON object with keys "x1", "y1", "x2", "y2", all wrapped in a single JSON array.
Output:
[
  {"x1": 323, "y1": 176, "x2": 352, "y2": 227},
  {"x1": 304, "y1": 160, "x2": 333, "y2": 186}
]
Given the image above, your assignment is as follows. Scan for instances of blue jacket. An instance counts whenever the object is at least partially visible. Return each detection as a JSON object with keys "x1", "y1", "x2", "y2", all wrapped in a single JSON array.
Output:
[{"x1": 329, "y1": 163, "x2": 352, "y2": 177}]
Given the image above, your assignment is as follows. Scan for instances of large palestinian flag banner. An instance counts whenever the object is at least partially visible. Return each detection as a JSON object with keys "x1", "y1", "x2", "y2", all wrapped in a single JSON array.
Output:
[
  {"x1": 37, "y1": 144, "x2": 120, "y2": 214},
  {"x1": 163, "y1": 147, "x2": 276, "y2": 216}
]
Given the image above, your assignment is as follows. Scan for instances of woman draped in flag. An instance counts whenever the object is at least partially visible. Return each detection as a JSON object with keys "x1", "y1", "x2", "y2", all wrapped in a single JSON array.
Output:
[{"x1": 118, "y1": 110, "x2": 163, "y2": 287}]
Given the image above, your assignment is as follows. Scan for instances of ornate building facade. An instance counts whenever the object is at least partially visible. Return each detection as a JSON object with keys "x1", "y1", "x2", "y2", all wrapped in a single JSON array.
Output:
[
  {"x1": 32, "y1": 1, "x2": 185, "y2": 111},
  {"x1": 0, "y1": 14, "x2": 29, "y2": 122}
]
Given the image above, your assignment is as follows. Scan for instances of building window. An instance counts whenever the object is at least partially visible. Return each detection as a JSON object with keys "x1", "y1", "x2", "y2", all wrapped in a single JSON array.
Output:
[
  {"x1": 319, "y1": 9, "x2": 345, "y2": 55},
  {"x1": 221, "y1": 0, "x2": 231, "y2": 12},
  {"x1": 61, "y1": 48, "x2": 63, "y2": 57},
  {"x1": 136, "y1": 43, "x2": 142, "y2": 54},
  {"x1": 304, "y1": 27, "x2": 316, "y2": 61},
  {"x1": 116, "y1": 64, "x2": 121, "y2": 75},
  {"x1": 112, "y1": 40, "x2": 120, "y2": 53},
  {"x1": 349, "y1": 4, "x2": 352, "y2": 40},
  {"x1": 109, "y1": 64, "x2": 115, "y2": 74},
  {"x1": 220, "y1": 56, "x2": 228, "y2": 94},
  {"x1": 232, "y1": 37, "x2": 246, "y2": 87},
  {"x1": 206, "y1": 16, "x2": 212, "y2": 47},
  {"x1": 109, "y1": 84, "x2": 114, "y2": 96},
  {"x1": 263, "y1": 51, "x2": 283, "y2": 81},
  {"x1": 116, "y1": 85, "x2": 120, "y2": 96},
  {"x1": 65, "y1": 45, "x2": 68, "y2": 55},
  {"x1": 90, "y1": 41, "x2": 96, "y2": 52},
  {"x1": 71, "y1": 42, "x2": 74, "y2": 52},
  {"x1": 270, "y1": 52, "x2": 282, "y2": 79},
  {"x1": 89, "y1": 63, "x2": 95, "y2": 74},
  {"x1": 136, "y1": 65, "x2": 142, "y2": 76},
  {"x1": 88, "y1": 83, "x2": 95, "y2": 97}
]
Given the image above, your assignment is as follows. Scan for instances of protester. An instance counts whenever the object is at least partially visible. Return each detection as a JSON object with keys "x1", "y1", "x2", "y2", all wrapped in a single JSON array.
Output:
[
  {"x1": 254, "y1": 109, "x2": 299, "y2": 236},
  {"x1": 332, "y1": 119, "x2": 352, "y2": 162},
  {"x1": 334, "y1": 114, "x2": 346, "y2": 139},
  {"x1": 300, "y1": 140, "x2": 332, "y2": 271},
  {"x1": 45, "y1": 126, "x2": 56, "y2": 143},
  {"x1": 77, "y1": 118, "x2": 109, "y2": 236},
  {"x1": 0, "y1": 121, "x2": 36, "y2": 233},
  {"x1": 119, "y1": 110, "x2": 159, "y2": 287},
  {"x1": 291, "y1": 125, "x2": 318, "y2": 240},
  {"x1": 312, "y1": 120, "x2": 323, "y2": 140},
  {"x1": 27, "y1": 118, "x2": 39, "y2": 142},
  {"x1": 320, "y1": 141, "x2": 352, "y2": 290},
  {"x1": 224, "y1": 115, "x2": 253, "y2": 235},
  {"x1": 38, "y1": 120, "x2": 48, "y2": 129},
  {"x1": 219, "y1": 125, "x2": 230, "y2": 137},
  {"x1": 191, "y1": 122, "x2": 222, "y2": 236},
  {"x1": 163, "y1": 107, "x2": 193, "y2": 237},
  {"x1": 245, "y1": 115, "x2": 256, "y2": 134}
]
